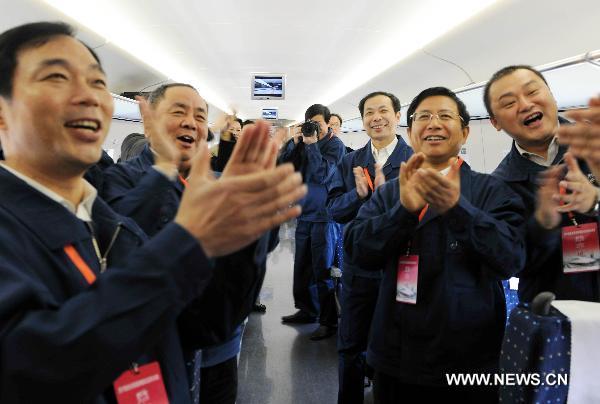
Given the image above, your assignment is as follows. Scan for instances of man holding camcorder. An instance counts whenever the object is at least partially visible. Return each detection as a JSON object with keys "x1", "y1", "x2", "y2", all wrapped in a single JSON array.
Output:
[{"x1": 279, "y1": 104, "x2": 346, "y2": 340}]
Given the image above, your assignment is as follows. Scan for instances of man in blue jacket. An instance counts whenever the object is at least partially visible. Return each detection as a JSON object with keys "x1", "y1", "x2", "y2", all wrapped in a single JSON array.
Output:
[
  {"x1": 280, "y1": 104, "x2": 346, "y2": 340},
  {"x1": 327, "y1": 91, "x2": 412, "y2": 403},
  {"x1": 345, "y1": 87, "x2": 525, "y2": 403},
  {"x1": 102, "y1": 83, "x2": 282, "y2": 403},
  {"x1": 0, "y1": 21, "x2": 306, "y2": 403},
  {"x1": 485, "y1": 65, "x2": 600, "y2": 302}
]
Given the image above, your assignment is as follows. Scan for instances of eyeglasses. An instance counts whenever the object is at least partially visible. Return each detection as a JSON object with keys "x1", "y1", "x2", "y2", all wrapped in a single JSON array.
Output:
[{"x1": 410, "y1": 110, "x2": 464, "y2": 124}]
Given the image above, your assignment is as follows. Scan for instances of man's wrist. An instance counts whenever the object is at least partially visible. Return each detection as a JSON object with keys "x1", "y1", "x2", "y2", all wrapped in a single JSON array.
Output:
[
  {"x1": 153, "y1": 163, "x2": 178, "y2": 181},
  {"x1": 585, "y1": 187, "x2": 600, "y2": 216}
]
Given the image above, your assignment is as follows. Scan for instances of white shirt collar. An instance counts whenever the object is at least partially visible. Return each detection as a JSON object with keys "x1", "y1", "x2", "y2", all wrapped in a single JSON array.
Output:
[
  {"x1": 440, "y1": 166, "x2": 452, "y2": 176},
  {"x1": 371, "y1": 137, "x2": 398, "y2": 166},
  {"x1": 0, "y1": 162, "x2": 97, "y2": 222},
  {"x1": 514, "y1": 137, "x2": 560, "y2": 167}
]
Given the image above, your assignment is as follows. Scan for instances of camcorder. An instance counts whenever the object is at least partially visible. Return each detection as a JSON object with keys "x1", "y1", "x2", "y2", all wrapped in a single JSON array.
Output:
[{"x1": 300, "y1": 120, "x2": 321, "y2": 137}]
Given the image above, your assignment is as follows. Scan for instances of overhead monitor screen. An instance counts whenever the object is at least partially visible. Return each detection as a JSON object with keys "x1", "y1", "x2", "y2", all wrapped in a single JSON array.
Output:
[
  {"x1": 262, "y1": 108, "x2": 278, "y2": 120},
  {"x1": 251, "y1": 74, "x2": 285, "y2": 100}
]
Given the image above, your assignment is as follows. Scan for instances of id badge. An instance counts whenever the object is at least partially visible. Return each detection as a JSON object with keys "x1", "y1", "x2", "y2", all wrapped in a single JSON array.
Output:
[
  {"x1": 396, "y1": 255, "x2": 419, "y2": 304},
  {"x1": 113, "y1": 362, "x2": 169, "y2": 404},
  {"x1": 562, "y1": 222, "x2": 600, "y2": 273}
]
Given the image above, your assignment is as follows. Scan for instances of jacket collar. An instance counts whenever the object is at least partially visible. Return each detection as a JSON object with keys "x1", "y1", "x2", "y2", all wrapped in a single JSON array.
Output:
[
  {"x1": 359, "y1": 136, "x2": 412, "y2": 177},
  {"x1": 494, "y1": 141, "x2": 567, "y2": 183},
  {"x1": 0, "y1": 166, "x2": 123, "y2": 250},
  {"x1": 137, "y1": 144, "x2": 185, "y2": 193}
]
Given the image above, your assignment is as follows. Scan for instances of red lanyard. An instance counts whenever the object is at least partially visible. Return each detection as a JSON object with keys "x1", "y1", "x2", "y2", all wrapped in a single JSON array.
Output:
[
  {"x1": 64, "y1": 244, "x2": 97, "y2": 285},
  {"x1": 363, "y1": 168, "x2": 374, "y2": 193},
  {"x1": 178, "y1": 175, "x2": 188, "y2": 188}
]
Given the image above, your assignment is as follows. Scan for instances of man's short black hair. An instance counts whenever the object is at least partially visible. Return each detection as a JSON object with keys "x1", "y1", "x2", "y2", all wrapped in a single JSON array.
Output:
[
  {"x1": 147, "y1": 83, "x2": 200, "y2": 108},
  {"x1": 242, "y1": 119, "x2": 254, "y2": 127},
  {"x1": 406, "y1": 87, "x2": 470, "y2": 129},
  {"x1": 483, "y1": 65, "x2": 548, "y2": 118},
  {"x1": 305, "y1": 104, "x2": 331, "y2": 123},
  {"x1": 358, "y1": 91, "x2": 401, "y2": 118},
  {"x1": 330, "y1": 113, "x2": 343, "y2": 125},
  {"x1": 0, "y1": 21, "x2": 101, "y2": 99}
]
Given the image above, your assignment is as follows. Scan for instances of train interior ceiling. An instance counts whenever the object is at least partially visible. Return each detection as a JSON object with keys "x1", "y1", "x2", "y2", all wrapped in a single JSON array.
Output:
[
  {"x1": 1, "y1": 0, "x2": 598, "y2": 174},
  {"x1": 3, "y1": 1, "x2": 600, "y2": 403}
]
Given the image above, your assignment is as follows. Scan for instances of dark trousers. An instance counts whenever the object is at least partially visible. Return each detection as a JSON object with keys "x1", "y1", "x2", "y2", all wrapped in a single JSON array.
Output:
[
  {"x1": 373, "y1": 371, "x2": 498, "y2": 404},
  {"x1": 200, "y1": 356, "x2": 238, "y2": 404},
  {"x1": 293, "y1": 220, "x2": 337, "y2": 326},
  {"x1": 337, "y1": 273, "x2": 380, "y2": 404}
]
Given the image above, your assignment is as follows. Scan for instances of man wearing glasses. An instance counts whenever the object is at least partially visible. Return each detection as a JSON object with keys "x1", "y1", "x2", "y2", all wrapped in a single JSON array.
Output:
[{"x1": 344, "y1": 87, "x2": 525, "y2": 403}]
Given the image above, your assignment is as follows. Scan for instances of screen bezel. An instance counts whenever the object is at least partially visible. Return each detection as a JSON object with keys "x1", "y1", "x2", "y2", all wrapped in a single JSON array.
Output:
[
  {"x1": 261, "y1": 108, "x2": 279, "y2": 120},
  {"x1": 251, "y1": 73, "x2": 286, "y2": 100}
]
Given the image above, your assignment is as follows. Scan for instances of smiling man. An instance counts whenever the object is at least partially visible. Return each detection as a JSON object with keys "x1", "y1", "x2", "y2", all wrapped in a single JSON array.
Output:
[
  {"x1": 0, "y1": 21, "x2": 305, "y2": 403},
  {"x1": 327, "y1": 91, "x2": 412, "y2": 404},
  {"x1": 102, "y1": 85, "x2": 287, "y2": 403},
  {"x1": 344, "y1": 87, "x2": 525, "y2": 403},
  {"x1": 485, "y1": 65, "x2": 600, "y2": 302},
  {"x1": 103, "y1": 83, "x2": 208, "y2": 235}
]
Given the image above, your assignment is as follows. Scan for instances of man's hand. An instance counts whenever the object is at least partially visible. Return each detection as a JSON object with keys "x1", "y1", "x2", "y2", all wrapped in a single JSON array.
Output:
[
  {"x1": 558, "y1": 96, "x2": 600, "y2": 179},
  {"x1": 414, "y1": 158, "x2": 461, "y2": 215},
  {"x1": 137, "y1": 96, "x2": 180, "y2": 171},
  {"x1": 374, "y1": 163, "x2": 385, "y2": 189},
  {"x1": 554, "y1": 153, "x2": 598, "y2": 214},
  {"x1": 291, "y1": 125, "x2": 303, "y2": 145},
  {"x1": 222, "y1": 120, "x2": 281, "y2": 177},
  {"x1": 211, "y1": 112, "x2": 236, "y2": 141},
  {"x1": 535, "y1": 165, "x2": 563, "y2": 230},
  {"x1": 399, "y1": 153, "x2": 427, "y2": 213},
  {"x1": 302, "y1": 134, "x2": 318, "y2": 145},
  {"x1": 352, "y1": 166, "x2": 370, "y2": 199},
  {"x1": 175, "y1": 143, "x2": 307, "y2": 258}
]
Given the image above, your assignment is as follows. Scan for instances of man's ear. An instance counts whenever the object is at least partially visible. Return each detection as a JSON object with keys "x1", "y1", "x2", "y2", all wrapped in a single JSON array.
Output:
[
  {"x1": 0, "y1": 97, "x2": 6, "y2": 130},
  {"x1": 490, "y1": 116, "x2": 501, "y2": 131},
  {"x1": 461, "y1": 125, "x2": 470, "y2": 144},
  {"x1": 406, "y1": 127, "x2": 415, "y2": 148},
  {"x1": 0, "y1": 98, "x2": 8, "y2": 132}
]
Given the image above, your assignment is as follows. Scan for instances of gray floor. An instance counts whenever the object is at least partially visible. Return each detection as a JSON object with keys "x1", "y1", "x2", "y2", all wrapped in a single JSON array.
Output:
[{"x1": 237, "y1": 225, "x2": 374, "y2": 404}]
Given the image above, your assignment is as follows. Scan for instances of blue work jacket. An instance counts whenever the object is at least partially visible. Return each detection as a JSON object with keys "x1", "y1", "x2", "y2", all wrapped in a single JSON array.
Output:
[
  {"x1": 493, "y1": 142, "x2": 600, "y2": 302},
  {"x1": 280, "y1": 133, "x2": 346, "y2": 222},
  {"x1": 327, "y1": 136, "x2": 412, "y2": 278},
  {"x1": 102, "y1": 145, "x2": 274, "y2": 347},
  {"x1": 0, "y1": 166, "x2": 213, "y2": 403},
  {"x1": 344, "y1": 162, "x2": 526, "y2": 385}
]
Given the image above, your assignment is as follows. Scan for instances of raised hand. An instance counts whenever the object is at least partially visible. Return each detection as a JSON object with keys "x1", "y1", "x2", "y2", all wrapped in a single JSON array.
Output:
[
  {"x1": 374, "y1": 163, "x2": 385, "y2": 189},
  {"x1": 558, "y1": 96, "x2": 600, "y2": 179},
  {"x1": 414, "y1": 157, "x2": 461, "y2": 215},
  {"x1": 222, "y1": 120, "x2": 279, "y2": 177},
  {"x1": 399, "y1": 153, "x2": 427, "y2": 213},
  {"x1": 554, "y1": 153, "x2": 598, "y2": 214},
  {"x1": 352, "y1": 166, "x2": 370, "y2": 199},
  {"x1": 535, "y1": 165, "x2": 563, "y2": 230},
  {"x1": 175, "y1": 142, "x2": 307, "y2": 258},
  {"x1": 136, "y1": 96, "x2": 180, "y2": 171}
]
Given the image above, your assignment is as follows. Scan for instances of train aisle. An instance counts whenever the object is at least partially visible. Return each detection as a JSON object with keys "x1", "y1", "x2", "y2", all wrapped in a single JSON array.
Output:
[{"x1": 238, "y1": 223, "x2": 374, "y2": 403}]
